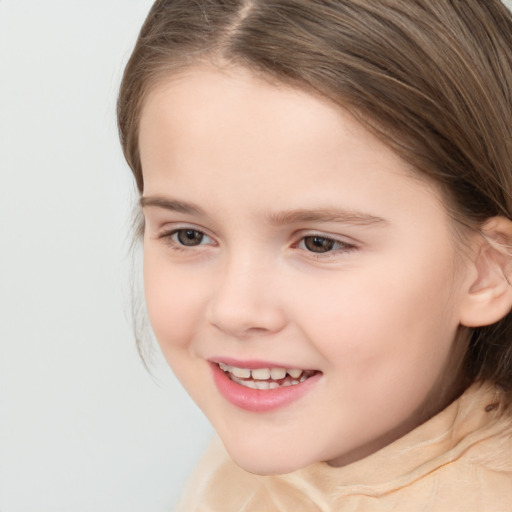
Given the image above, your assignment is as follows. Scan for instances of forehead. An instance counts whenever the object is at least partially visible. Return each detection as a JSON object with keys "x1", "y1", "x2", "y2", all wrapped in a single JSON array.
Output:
[
  {"x1": 140, "y1": 65, "x2": 408, "y2": 174},
  {"x1": 139, "y1": 64, "x2": 449, "y2": 226}
]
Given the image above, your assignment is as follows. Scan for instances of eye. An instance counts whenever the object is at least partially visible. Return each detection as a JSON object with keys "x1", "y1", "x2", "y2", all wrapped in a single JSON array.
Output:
[
  {"x1": 299, "y1": 235, "x2": 354, "y2": 254},
  {"x1": 170, "y1": 228, "x2": 210, "y2": 247},
  {"x1": 302, "y1": 236, "x2": 336, "y2": 253}
]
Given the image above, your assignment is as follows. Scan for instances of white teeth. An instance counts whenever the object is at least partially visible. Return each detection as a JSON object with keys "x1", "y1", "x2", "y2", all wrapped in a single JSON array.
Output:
[
  {"x1": 270, "y1": 368, "x2": 287, "y2": 380},
  {"x1": 251, "y1": 368, "x2": 271, "y2": 380},
  {"x1": 232, "y1": 376, "x2": 257, "y2": 389},
  {"x1": 231, "y1": 374, "x2": 308, "y2": 390},
  {"x1": 231, "y1": 366, "x2": 251, "y2": 379},
  {"x1": 287, "y1": 369, "x2": 302, "y2": 379},
  {"x1": 281, "y1": 378, "x2": 300, "y2": 387},
  {"x1": 231, "y1": 376, "x2": 276, "y2": 390},
  {"x1": 218, "y1": 363, "x2": 310, "y2": 388}
]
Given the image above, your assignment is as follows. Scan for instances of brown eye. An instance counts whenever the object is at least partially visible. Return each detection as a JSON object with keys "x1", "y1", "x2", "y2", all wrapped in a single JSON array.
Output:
[
  {"x1": 303, "y1": 236, "x2": 336, "y2": 253},
  {"x1": 175, "y1": 229, "x2": 205, "y2": 246}
]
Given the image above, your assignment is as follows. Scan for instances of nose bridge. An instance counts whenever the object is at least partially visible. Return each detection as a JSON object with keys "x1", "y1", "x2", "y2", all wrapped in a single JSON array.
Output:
[{"x1": 207, "y1": 246, "x2": 286, "y2": 337}]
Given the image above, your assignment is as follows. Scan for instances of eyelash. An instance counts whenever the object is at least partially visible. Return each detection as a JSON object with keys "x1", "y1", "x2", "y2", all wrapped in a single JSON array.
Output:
[
  {"x1": 159, "y1": 228, "x2": 215, "y2": 251},
  {"x1": 158, "y1": 228, "x2": 357, "y2": 258},
  {"x1": 296, "y1": 235, "x2": 357, "y2": 257}
]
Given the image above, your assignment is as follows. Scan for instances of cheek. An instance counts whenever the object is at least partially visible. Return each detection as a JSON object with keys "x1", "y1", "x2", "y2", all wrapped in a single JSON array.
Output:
[
  {"x1": 290, "y1": 254, "x2": 460, "y2": 372},
  {"x1": 143, "y1": 251, "x2": 206, "y2": 350}
]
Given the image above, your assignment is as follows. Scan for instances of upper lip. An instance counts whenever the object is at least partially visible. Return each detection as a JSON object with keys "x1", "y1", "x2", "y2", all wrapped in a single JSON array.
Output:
[{"x1": 209, "y1": 357, "x2": 313, "y2": 370}]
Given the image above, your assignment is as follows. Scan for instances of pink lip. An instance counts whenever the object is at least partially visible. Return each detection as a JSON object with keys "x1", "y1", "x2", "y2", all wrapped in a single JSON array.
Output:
[
  {"x1": 210, "y1": 361, "x2": 321, "y2": 413},
  {"x1": 210, "y1": 357, "x2": 308, "y2": 370}
]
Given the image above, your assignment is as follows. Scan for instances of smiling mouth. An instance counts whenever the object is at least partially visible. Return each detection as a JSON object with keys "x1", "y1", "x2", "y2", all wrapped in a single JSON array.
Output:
[{"x1": 218, "y1": 362, "x2": 318, "y2": 390}]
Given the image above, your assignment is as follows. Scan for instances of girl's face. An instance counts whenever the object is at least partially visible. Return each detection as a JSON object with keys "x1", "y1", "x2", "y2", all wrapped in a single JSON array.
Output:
[{"x1": 139, "y1": 65, "x2": 475, "y2": 475}]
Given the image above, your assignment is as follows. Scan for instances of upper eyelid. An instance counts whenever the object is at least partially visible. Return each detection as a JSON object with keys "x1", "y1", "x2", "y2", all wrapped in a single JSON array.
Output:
[
  {"x1": 157, "y1": 223, "x2": 214, "y2": 238},
  {"x1": 295, "y1": 229, "x2": 358, "y2": 245},
  {"x1": 297, "y1": 236, "x2": 356, "y2": 250},
  {"x1": 164, "y1": 227, "x2": 210, "y2": 237},
  {"x1": 300, "y1": 234, "x2": 354, "y2": 244}
]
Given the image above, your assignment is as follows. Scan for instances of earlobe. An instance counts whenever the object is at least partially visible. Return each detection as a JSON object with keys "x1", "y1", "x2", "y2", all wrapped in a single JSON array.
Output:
[{"x1": 460, "y1": 217, "x2": 512, "y2": 328}]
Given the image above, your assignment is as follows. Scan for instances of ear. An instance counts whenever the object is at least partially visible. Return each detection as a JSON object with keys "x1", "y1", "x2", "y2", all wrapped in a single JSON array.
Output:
[{"x1": 460, "y1": 216, "x2": 512, "y2": 328}]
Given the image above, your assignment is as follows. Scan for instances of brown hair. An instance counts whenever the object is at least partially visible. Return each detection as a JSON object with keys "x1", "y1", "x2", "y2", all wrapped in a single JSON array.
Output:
[{"x1": 118, "y1": 0, "x2": 512, "y2": 394}]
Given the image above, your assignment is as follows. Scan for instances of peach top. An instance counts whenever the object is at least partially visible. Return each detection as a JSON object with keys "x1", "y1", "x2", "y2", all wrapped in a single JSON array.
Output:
[{"x1": 176, "y1": 382, "x2": 512, "y2": 511}]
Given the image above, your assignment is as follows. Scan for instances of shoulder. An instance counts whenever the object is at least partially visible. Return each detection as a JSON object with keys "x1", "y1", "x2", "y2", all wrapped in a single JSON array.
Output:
[{"x1": 377, "y1": 382, "x2": 512, "y2": 511}]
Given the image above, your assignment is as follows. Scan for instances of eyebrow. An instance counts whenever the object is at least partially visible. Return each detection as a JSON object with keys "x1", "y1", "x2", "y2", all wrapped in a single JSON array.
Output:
[
  {"x1": 267, "y1": 207, "x2": 388, "y2": 227},
  {"x1": 140, "y1": 196, "x2": 206, "y2": 216},
  {"x1": 140, "y1": 195, "x2": 387, "y2": 226}
]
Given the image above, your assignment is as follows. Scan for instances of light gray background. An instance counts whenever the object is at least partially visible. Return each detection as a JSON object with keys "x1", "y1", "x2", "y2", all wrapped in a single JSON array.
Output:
[
  {"x1": 0, "y1": 2, "x2": 212, "y2": 512},
  {"x1": 1, "y1": 1, "x2": 511, "y2": 511}
]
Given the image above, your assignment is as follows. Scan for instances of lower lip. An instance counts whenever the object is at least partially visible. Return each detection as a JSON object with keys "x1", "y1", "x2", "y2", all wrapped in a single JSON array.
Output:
[{"x1": 210, "y1": 362, "x2": 321, "y2": 412}]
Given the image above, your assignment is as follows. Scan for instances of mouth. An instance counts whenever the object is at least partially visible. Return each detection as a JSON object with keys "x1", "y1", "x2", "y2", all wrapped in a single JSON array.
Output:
[
  {"x1": 218, "y1": 362, "x2": 317, "y2": 390},
  {"x1": 210, "y1": 360, "x2": 321, "y2": 412}
]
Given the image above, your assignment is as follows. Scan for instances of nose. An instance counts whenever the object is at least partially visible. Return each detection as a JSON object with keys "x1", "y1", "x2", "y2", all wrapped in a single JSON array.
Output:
[{"x1": 206, "y1": 253, "x2": 287, "y2": 338}]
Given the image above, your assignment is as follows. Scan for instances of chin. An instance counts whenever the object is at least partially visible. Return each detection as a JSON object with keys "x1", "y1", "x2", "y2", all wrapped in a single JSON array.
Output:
[
  {"x1": 231, "y1": 455, "x2": 304, "y2": 476},
  {"x1": 222, "y1": 439, "x2": 318, "y2": 476}
]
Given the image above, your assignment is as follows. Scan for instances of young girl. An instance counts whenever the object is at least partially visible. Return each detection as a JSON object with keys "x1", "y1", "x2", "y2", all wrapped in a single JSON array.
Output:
[{"x1": 117, "y1": 1, "x2": 512, "y2": 509}]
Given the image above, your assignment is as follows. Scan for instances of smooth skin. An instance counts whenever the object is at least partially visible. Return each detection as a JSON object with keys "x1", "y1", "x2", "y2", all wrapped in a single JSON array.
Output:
[{"x1": 138, "y1": 64, "x2": 502, "y2": 475}]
